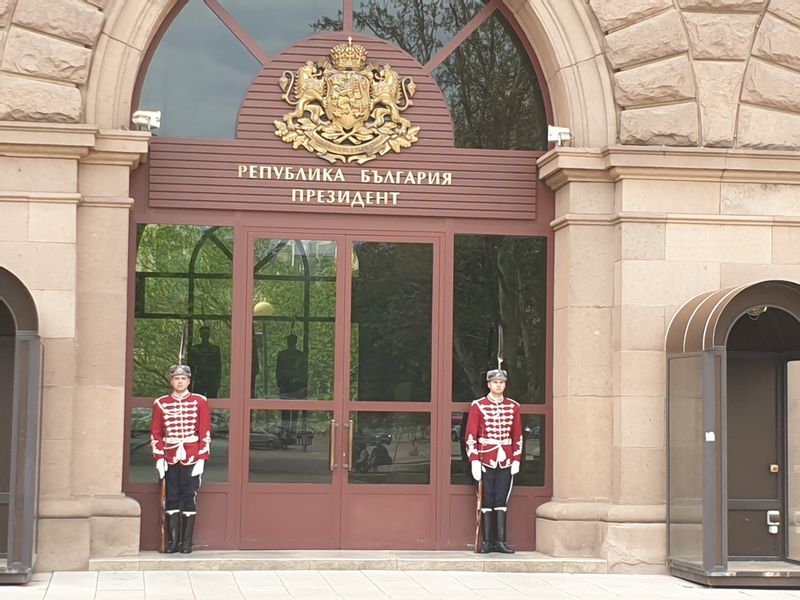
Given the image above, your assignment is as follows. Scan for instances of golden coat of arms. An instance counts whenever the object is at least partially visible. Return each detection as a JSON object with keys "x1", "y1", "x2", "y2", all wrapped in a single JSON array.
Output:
[{"x1": 274, "y1": 38, "x2": 420, "y2": 164}]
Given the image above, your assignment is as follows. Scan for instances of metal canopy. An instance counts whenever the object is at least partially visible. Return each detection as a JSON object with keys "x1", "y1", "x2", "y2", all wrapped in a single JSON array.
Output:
[
  {"x1": 666, "y1": 279, "x2": 800, "y2": 587},
  {"x1": 666, "y1": 280, "x2": 800, "y2": 354}
]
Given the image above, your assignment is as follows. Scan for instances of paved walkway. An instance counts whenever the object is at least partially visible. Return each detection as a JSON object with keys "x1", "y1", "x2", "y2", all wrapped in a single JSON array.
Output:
[{"x1": 5, "y1": 571, "x2": 800, "y2": 600}]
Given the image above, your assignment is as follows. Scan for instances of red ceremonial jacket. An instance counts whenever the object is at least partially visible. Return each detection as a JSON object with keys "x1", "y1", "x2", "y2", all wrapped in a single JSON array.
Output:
[
  {"x1": 465, "y1": 395, "x2": 522, "y2": 469},
  {"x1": 151, "y1": 391, "x2": 211, "y2": 465}
]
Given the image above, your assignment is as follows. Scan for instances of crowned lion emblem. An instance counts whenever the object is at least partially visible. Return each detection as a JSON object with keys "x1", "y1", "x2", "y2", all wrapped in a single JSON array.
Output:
[{"x1": 274, "y1": 38, "x2": 419, "y2": 164}]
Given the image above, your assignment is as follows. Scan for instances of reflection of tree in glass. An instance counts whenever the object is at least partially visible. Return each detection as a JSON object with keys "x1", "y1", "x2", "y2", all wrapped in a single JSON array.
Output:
[
  {"x1": 452, "y1": 236, "x2": 546, "y2": 404},
  {"x1": 316, "y1": 0, "x2": 485, "y2": 65},
  {"x1": 313, "y1": 1, "x2": 546, "y2": 150},
  {"x1": 133, "y1": 225, "x2": 233, "y2": 398},
  {"x1": 351, "y1": 242, "x2": 432, "y2": 402},
  {"x1": 434, "y1": 13, "x2": 546, "y2": 150},
  {"x1": 314, "y1": 0, "x2": 486, "y2": 65},
  {"x1": 252, "y1": 240, "x2": 337, "y2": 399}
]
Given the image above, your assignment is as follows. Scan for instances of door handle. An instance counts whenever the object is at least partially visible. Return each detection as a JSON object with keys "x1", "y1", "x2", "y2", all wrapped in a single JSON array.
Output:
[
  {"x1": 345, "y1": 419, "x2": 354, "y2": 471},
  {"x1": 329, "y1": 419, "x2": 337, "y2": 471}
]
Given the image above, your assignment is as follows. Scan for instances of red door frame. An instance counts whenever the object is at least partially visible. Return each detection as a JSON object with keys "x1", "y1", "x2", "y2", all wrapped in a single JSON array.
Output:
[
  {"x1": 123, "y1": 205, "x2": 553, "y2": 551},
  {"x1": 337, "y1": 229, "x2": 444, "y2": 549},
  {"x1": 238, "y1": 226, "x2": 444, "y2": 549}
]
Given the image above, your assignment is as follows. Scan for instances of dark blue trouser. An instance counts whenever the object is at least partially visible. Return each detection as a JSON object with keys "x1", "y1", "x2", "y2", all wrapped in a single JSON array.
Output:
[
  {"x1": 481, "y1": 466, "x2": 513, "y2": 511},
  {"x1": 165, "y1": 463, "x2": 201, "y2": 512}
]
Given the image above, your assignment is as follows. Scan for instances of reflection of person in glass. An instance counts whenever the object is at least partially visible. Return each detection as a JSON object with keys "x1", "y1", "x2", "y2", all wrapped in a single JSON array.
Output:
[
  {"x1": 275, "y1": 334, "x2": 308, "y2": 399},
  {"x1": 465, "y1": 369, "x2": 522, "y2": 554},
  {"x1": 187, "y1": 325, "x2": 221, "y2": 398},
  {"x1": 354, "y1": 442, "x2": 370, "y2": 473},
  {"x1": 151, "y1": 364, "x2": 211, "y2": 554},
  {"x1": 369, "y1": 442, "x2": 392, "y2": 470}
]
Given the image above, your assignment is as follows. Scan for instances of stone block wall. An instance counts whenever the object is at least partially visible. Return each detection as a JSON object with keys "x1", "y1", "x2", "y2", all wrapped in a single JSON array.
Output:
[
  {"x1": 0, "y1": 0, "x2": 104, "y2": 122},
  {"x1": 539, "y1": 146, "x2": 800, "y2": 572},
  {"x1": 0, "y1": 0, "x2": 149, "y2": 570},
  {"x1": 587, "y1": 0, "x2": 800, "y2": 149}
]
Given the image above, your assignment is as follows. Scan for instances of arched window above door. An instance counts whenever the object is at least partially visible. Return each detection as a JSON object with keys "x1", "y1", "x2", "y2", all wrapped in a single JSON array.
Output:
[{"x1": 136, "y1": 0, "x2": 548, "y2": 148}]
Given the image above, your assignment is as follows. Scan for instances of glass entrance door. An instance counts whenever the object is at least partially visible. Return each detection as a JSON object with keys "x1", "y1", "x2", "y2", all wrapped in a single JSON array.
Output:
[
  {"x1": 241, "y1": 232, "x2": 437, "y2": 549},
  {"x1": 342, "y1": 239, "x2": 436, "y2": 548}
]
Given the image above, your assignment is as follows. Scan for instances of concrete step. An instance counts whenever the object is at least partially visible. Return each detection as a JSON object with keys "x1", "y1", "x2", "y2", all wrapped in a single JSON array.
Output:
[{"x1": 89, "y1": 550, "x2": 607, "y2": 573}]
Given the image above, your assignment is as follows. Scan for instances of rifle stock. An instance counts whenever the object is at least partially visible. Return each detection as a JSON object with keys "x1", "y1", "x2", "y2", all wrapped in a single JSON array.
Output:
[
  {"x1": 474, "y1": 479, "x2": 483, "y2": 553},
  {"x1": 158, "y1": 477, "x2": 166, "y2": 553}
]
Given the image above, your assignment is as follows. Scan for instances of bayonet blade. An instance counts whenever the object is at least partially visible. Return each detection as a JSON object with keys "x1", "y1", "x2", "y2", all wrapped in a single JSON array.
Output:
[
  {"x1": 497, "y1": 324, "x2": 504, "y2": 370},
  {"x1": 178, "y1": 324, "x2": 187, "y2": 365}
]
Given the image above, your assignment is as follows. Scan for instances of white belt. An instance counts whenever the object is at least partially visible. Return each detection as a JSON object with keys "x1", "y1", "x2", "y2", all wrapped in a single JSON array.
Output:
[
  {"x1": 164, "y1": 436, "x2": 198, "y2": 462},
  {"x1": 478, "y1": 437, "x2": 511, "y2": 462},
  {"x1": 164, "y1": 436, "x2": 198, "y2": 444},
  {"x1": 479, "y1": 437, "x2": 511, "y2": 445}
]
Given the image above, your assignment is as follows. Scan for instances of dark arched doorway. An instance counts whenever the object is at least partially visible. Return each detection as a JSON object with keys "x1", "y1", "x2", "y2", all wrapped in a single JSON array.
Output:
[
  {"x1": 0, "y1": 268, "x2": 42, "y2": 583},
  {"x1": 667, "y1": 280, "x2": 800, "y2": 586}
]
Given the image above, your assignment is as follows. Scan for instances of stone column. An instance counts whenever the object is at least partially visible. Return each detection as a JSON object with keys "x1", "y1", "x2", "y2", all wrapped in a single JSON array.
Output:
[
  {"x1": 0, "y1": 123, "x2": 87, "y2": 572},
  {"x1": 536, "y1": 149, "x2": 705, "y2": 573},
  {"x1": 28, "y1": 128, "x2": 148, "y2": 571},
  {"x1": 72, "y1": 132, "x2": 149, "y2": 561},
  {"x1": 535, "y1": 149, "x2": 619, "y2": 562}
]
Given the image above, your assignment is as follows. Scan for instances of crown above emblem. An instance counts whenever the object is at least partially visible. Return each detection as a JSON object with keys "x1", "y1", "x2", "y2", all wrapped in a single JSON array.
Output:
[{"x1": 330, "y1": 37, "x2": 368, "y2": 69}]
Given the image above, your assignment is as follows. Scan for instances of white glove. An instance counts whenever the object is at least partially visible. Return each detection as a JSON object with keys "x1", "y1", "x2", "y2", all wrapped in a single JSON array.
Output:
[
  {"x1": 191, "y1": 460, "x2": 205, "y2": 477},
  {"x1": 156, "y1": 458, "x2": 167, "y2": 480},
  {"x1": 511, "y1": 461, "x2": 520, "y2": 476},
  {"x1": 471, "y1": 461, "x2": 482, "y2": 482}
]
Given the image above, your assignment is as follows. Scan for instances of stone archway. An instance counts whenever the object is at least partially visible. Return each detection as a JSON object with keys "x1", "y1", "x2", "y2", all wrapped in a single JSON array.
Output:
[
  {"x1": 6, "y1": 1, "x2": 800, "y2": 150},
  {"x1": 84, "y1": 0, "x2": 617, "y2": 146}
]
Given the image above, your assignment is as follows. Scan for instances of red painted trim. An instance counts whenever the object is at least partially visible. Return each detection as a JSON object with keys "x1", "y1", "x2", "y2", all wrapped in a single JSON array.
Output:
[
  {"x1": 343, "y1": 0, "x2": 353, "y2": 33},
  {"x1": 423, "y1": 0, "x2": 502, "y2": 75},
  {"x1": 205, "y1": 0, "x2": 270, "y2": 65}
]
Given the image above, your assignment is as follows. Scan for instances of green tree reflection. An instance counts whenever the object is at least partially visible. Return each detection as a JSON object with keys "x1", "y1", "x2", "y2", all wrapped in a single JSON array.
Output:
[
  {"x1": 452, "y1": 235, "x2": 547, "y2": 404},
  {"x1": 434, "y1": 12, "x2": 547, "y2": 150},
  {"x1": 314, "y1": 1, "x2": 546, "y2": 150},
  {"x1": 134, "y1": 225, "x2": 234, "y2": 398}
]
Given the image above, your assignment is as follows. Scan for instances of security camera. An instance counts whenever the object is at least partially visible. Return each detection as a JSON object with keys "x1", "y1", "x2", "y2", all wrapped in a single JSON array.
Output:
[
  {"x1": 132, "y1": 110, "x2": 161, "y2": 132},
  {"x1": 547, "y1": 125, "x2": 573, "y2": 147}
]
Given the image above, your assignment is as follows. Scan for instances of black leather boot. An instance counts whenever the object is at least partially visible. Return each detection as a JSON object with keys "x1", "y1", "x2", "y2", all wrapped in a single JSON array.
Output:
[
  {"x1": 479, "y1": 510, "x2": 494, "y2": 553},
  {"x1": 180, "y1": 513, "x2": 196, "y2": 554},
  {"x1": 165, "y1": 512, "x2": 181, "y2": 554},
  {"x1": 494, "y1": 510, "x2": 515, "y2": 554}
]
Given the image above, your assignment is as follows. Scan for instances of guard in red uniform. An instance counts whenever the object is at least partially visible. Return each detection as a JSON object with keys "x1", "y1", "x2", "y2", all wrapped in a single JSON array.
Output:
[
  {"x1": 465, "y1": 368, "x2": 522, "y2": 553},
  {"x1": 151, "y1": 364, "x2": 211, "y2": 553}
]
